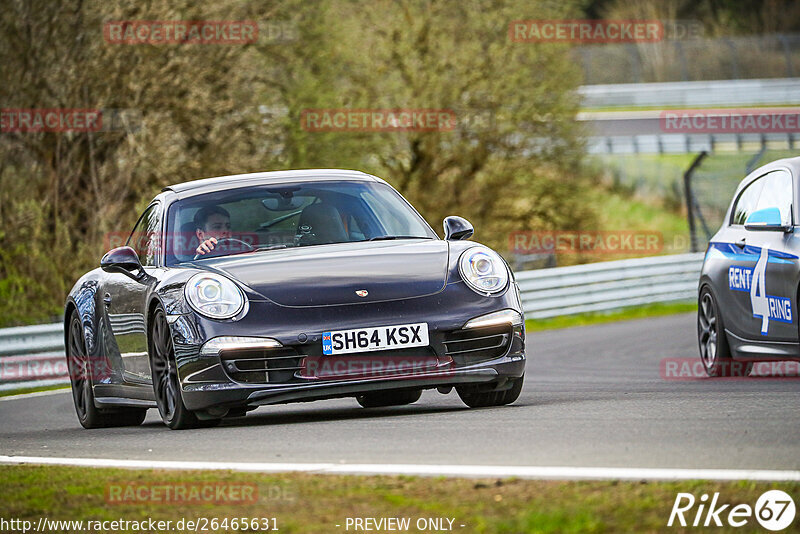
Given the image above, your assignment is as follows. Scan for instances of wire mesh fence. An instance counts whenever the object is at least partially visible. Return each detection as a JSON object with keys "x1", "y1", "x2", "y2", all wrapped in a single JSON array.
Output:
[
  {"x1": 590, "y1": 153, "x2": 691, "y2": 204},
  {"x1": 688, "y1": 149, "x2": 798, "y2": 249},
  {"x1": 590, "y1": 150, "x2": 799, "y2": 254}
]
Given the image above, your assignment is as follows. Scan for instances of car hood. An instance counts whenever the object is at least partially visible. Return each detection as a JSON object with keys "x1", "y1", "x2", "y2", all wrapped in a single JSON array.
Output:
[{"x1": 198, "y1": 239, "x2": 449, "y2": 307}]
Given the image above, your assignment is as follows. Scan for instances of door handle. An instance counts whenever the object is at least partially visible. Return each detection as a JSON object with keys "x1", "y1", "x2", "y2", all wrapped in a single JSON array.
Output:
[
  {"x1": 103, "y1": 293, "x2": 112, "y2": 306},
  {"x1": 735, "y1": 238, "x2": 746, "y2": 249}
]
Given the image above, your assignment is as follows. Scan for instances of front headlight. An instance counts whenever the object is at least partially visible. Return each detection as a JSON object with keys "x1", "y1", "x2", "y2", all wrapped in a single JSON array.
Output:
[
  {"x1": 184, "y1": 273, "x2": 246, "y2": 320},
  {"x1": 458, "y1": 246, "x2": 509, "y2": 295}
]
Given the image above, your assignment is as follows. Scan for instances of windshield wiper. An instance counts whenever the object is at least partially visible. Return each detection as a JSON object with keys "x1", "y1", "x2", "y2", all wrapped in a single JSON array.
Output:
[{"x1": 367, "y1": 235, "x2": 433, "y2": 241}]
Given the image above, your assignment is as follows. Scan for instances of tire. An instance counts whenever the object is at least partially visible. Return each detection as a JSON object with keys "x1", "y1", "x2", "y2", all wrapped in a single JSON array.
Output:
[
  {"x1": 697, "y1": 287, "x2": 752, "y2": 377},
  {"x1": 66, "y1": 310, "x2": 147, "y2": 428},
  {"x1": 456, "y1": 374, "x2": 524, "y2": 408},
  {"x1": 149, "y1": 307, "x2": 221, "y2": 429},
  {"x1": 356, "y1": 389, "x2": 422, "y2": 408}
]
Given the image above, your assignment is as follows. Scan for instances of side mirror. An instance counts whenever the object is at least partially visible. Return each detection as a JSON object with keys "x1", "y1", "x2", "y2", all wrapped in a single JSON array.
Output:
[
  {"x1": 101, "y1": 246, "x2": 143, "y2": 277},
  {"x1": 443, "y1": 216, "x2": 474, "y2": 241},
  {"x1": 744, "y1": 207, "x2": 792, "y2": 232}
]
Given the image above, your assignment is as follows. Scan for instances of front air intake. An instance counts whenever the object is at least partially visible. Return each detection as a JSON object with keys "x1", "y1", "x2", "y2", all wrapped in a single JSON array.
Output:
[
  {"x1": 442, "y1": 324, "x2": 512, "y2": 366},
  {"x1": 219, "y1": 347, "x2": 303, "y2": 384}
]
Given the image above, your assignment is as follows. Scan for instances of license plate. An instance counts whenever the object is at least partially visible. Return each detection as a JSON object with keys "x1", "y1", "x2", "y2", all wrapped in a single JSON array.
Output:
[{"x1": 322, "y1": 322, "x2": 429, "y2": 355}]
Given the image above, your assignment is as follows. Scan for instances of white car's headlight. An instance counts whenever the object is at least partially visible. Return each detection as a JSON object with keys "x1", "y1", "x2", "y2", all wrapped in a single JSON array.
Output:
[
  {"x1": 458, "y1": 246, "x2": 509, "y2": 295},
  {"x1": 185, "y1": 273, "x2": 246, "y2": 319}
]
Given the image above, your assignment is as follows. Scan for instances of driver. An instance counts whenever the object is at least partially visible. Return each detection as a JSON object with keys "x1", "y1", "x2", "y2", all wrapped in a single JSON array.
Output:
[{"x1": 194, "y1": 206, "x2": 231, "y2": 256}]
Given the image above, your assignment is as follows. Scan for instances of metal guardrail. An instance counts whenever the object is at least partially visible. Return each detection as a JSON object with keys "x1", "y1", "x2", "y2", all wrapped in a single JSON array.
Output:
[
  {"x1": 0, "y1": 253, "x2": 705, "y2": 389},
  {"x1": 579, "y1": 78, "x2": 800, "y2": 109},
  {"x1": 579, "y1": 78, "x2": 800, "y2": 154},
  {"x1": 585, "y1": 132, "x2": 797, "y2": 155},
  {"x1": 516, "y1": 252, "x2": 705, "y2": 319},
  {"x1": 0, "y1": 323, "x2": 67, "y2": 391}
]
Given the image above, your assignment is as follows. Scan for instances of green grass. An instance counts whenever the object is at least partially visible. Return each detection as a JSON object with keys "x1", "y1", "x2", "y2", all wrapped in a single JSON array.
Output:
[
  {"x1": 593, "y1": 189, "x2": 690, "y2": 255},
  {"x1": 0, "y1": 383, "x2": 70, "y2": 398},
  {"x1": 1, "y1": 465, "x2": 798, "y2": 533},
  {"x1": 533, "y1": 185, "x2": 692, "y2": 271},
  {"x1": 525, "y1": 302, "x2": 697, "y2": 332},
  {"x1": 592, "y1": 150, "x2": 800, "y2": 240}
]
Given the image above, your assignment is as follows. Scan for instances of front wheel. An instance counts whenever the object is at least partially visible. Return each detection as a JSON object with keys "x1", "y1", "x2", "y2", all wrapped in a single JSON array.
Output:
[
  {"x1": 149, "y1": 307, "x2": 220, "y2": 429},
  {"x1": 457, "y1": 374, "x2": 524, "y2": 408}
]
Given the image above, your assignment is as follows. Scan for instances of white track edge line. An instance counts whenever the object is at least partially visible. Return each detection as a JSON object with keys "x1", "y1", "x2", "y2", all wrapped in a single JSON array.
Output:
[
  {"x1": 1, "y1": 456, "x2": 799, "y2": 481},
  {"x1": 0, "y1": 388, "x2": 71, "y2": 401}
]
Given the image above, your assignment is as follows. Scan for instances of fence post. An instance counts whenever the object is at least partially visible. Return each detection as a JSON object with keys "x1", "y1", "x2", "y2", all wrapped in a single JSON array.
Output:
[
  {"x1": 746, "y1": 146, "x2": 766, "y2": 175},
  {"x1": 683, "y1": 151, "x2": 708, "y2": 253}
]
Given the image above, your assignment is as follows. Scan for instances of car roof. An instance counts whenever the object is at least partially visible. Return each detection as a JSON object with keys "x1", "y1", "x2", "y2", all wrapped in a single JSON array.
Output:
[
  {"x1": 722, "y1": 155, "x2": 800, "y2": 226},
  {"x1": 163, "y1": 169, "x2": 384, "y2": 197},
  {"x1": 749, "y1": 155, "x2": 800, "y2": 177},
  {"x1": 734, "y1": 155, "x2": 800, "y2": 195}
]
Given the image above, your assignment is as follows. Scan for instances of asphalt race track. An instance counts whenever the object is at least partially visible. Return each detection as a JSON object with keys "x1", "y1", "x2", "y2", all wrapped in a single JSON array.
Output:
[{"x1": 1, "y1": 313, "x2": 799, "y2": 471}]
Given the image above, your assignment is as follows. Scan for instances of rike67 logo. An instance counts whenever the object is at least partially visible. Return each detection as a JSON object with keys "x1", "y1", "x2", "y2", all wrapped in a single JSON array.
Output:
[{"x1": 668, "y1": 490, "x2": 795, "y2": 530}]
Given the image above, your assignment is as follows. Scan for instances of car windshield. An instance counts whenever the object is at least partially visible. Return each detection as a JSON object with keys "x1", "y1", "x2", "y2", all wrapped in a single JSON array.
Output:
[{"x1": 165, "y1": 180, "x2": 437, "y2": 265}]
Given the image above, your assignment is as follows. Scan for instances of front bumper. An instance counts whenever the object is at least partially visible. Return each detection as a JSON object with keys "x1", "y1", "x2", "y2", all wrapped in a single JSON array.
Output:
[
  {"x1": 183, "y1": 357, "x2": 525, "y2": 411},
  {"x1": 169, "y1": 282, "x2": 526, "y2": 412}
]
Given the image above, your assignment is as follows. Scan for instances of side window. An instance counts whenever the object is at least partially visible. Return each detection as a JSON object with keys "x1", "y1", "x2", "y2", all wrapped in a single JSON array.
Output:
[
  {"x1": 127, "y1": 204, "x2": 162, "y2": 266},
  {"x1": 731, "y1": 177, "x2": 766, "y2": 225},
  {"x1": 754, "y1": 170, "x2": 793, "y2": 226}
]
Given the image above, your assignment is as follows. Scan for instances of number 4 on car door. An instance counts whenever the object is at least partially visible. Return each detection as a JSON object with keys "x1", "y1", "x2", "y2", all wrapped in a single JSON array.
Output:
[{"x1": 750, "y1": 246, "x2": 770, "y2": 335}]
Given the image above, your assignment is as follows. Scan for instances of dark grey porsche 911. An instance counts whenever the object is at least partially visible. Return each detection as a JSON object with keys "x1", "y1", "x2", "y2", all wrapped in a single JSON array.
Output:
[
  {"x1": 65, "y1": 169, "x2": 526, "y2": 429},
  {"x1": 698, "y1": 156, "x2": 800, "y2": 376}
]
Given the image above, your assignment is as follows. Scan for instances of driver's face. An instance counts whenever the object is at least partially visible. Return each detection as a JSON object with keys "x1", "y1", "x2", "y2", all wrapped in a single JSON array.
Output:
[{"x1": 196, "y1": 213, "x2": 231, "y2": 242}]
